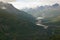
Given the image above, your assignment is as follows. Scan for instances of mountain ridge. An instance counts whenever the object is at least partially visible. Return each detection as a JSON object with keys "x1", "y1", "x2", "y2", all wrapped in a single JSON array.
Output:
[
  {"x1": 22, "y1": 3, "x2": 60, "y2": 18},
  {"x1": 0, "y1": 2, "x2": 36, "y2": 23}
]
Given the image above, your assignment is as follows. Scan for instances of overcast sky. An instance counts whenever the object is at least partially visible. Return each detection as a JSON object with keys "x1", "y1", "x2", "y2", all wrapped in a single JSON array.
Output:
[
  {"x1": 12, "y1": 0, "x2": 60, "y2": 9},
  {"x1": 0, "y1": 0, "x2": 15, "y2": 2},
  {"x1": 0, "y1": 0, "x2": 60, "y2": 9}
]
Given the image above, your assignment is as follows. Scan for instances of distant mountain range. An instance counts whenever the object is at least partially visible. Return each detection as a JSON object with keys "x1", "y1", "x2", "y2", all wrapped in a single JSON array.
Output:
[{"x1": 22, "y1": 3, "x2": 60, "y2": 19}]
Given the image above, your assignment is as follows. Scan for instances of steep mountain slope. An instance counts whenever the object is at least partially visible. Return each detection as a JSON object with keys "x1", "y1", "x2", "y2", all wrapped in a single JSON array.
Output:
[
  {"x1": 44, "y1": 16, "x2": 60, "y2": 26},
  {"x1": 0, "y1": 2, "x2": 36, "y2": 23},
  {"x1": 0, "y1": 2, "x2": 49, "y2": 40}
]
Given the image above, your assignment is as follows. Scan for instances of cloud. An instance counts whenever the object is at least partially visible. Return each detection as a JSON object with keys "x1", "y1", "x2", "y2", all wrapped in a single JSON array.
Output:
[
  {"x1": 11, "y1": 2, "x2": 41, "y2": 9},
  {"x1": 17, "y1": 0, "x2": 60, "y2": 4},
  {"x1": 0, "y1": 0, "x2": 15, "y2": 2},
  {"x1": 10, "y1": 0, "x2": 60, "y2": 9},
  {"x1": 17, "y1": 0, "x2": 40, "y2": 2}
]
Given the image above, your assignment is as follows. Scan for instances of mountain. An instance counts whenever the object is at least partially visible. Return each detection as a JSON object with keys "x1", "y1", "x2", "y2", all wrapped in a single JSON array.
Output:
[
  {"x1": 22, "y1": 3, "x2": 60, "y2": 18},
  {"x1": 52, "y1": 3, "x2": 59, "y2": 7},
  {"x1": 0, "y1": 2, "x2": 36, "y2": 23},
  {"x1": 0, "y1": 2, "x2": 50, "y2": 40},
  {"x1": 22, "y1": 3, "x2": 60, "y2": 40},
  {"x1": 0, "y1": 2, "x2": 60, "y2": 40}
]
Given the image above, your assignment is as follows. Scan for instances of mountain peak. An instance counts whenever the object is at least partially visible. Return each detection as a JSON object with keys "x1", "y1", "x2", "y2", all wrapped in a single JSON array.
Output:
[
  {"x1": 0, "y1": 1, "x2": 13, "y2": 9},
  {"x1": 0, "y1": 2, "x2": 35, "y2": 23},
  {"x1": 52, "y1": 3, "x2": 59, "y2": 7}
]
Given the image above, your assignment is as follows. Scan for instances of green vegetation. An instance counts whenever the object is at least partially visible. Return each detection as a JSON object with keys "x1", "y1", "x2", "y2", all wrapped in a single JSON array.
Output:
[
  {"x1": 48, "y1": 27, "x2": 60, "y2": 40},
  {"x1": 0, "y1": 9, "x2": 46, "y2": 40}
]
